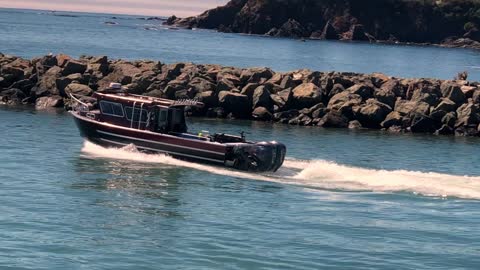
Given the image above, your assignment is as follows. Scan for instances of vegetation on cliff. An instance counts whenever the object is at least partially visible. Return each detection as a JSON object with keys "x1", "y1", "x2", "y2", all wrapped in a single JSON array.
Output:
[{"x1": 166, "y1": 0, "x2": 480, "y2": 48}]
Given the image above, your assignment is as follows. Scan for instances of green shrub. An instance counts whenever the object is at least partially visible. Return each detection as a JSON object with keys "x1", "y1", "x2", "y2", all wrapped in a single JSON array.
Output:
[{"x1": 464, "y1": 21, "x2": 477, "y2": 31}]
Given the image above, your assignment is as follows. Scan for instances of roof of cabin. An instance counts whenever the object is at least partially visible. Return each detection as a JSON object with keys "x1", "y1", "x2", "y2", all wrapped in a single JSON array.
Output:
[{"x1": 94, "y1": 92, "x2": 204, "y2": 108}]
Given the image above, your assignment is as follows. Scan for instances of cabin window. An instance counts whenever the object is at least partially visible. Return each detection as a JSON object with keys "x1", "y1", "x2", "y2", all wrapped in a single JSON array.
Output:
[
  {"x1": 170, "y1": 108, "x2": 187, "y2": 133},
  {"x1": 100, "y1": 101, "x2": 124, "y2": 117},
  {"x1": 125, "y1": 107, "x2": 148, "y2": 123}
]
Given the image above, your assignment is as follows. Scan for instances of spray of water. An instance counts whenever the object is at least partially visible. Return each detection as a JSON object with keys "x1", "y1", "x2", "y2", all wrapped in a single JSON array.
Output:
[{"x1": 81, "y1": 141, "x2": 480, "y2": 199}]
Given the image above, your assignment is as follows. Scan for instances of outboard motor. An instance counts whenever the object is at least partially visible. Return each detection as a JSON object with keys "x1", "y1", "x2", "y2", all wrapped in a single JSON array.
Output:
[{"x1": 228, "y1": 141, "x2": 286, "y2": 172}]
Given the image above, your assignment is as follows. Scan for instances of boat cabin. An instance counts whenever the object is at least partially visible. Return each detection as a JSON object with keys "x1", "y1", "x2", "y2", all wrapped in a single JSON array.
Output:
[{"x1": 86, "y1": 91, "x2": 196, "y2": 135}]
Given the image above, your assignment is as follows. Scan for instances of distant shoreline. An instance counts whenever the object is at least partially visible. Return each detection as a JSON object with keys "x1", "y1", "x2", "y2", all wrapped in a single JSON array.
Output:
[
  {"x1": 165, "y1": 0, "x2": 480, "y2": 51},
  {"x1": 0, "y1": 7, "x2": 170, "y2": 19}
]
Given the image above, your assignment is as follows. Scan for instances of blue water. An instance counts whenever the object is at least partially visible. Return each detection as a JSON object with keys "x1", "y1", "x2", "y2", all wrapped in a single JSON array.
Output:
[
  {"x1": 2, "y1": 8, "x2": 480, "y2": 270},
  {"x1": 1, "y1": 8, "x2": 480, "y2": 80}
]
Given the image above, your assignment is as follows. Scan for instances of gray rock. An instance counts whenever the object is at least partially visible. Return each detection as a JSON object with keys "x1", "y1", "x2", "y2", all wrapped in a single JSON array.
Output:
[
  {"x1": 374, "y1": 88, "x2": 396, "y2": 108},
  {"x1": 455, "y1": 103, "x2": 480, "y2": 128},
  {"x1": 35, "y1": 95, "x2": 64, "y2": 109},
  {"x1": 347, "y1": 84, "x2": 374, "y2": 100},
  {"x1": 442, "y1": 112, "x2": 457, "y2": 128},
  {"x1": 409, "y1": 114, "x2": 436, "y2": 133},
  {"x1": 381, "y1": 111, "x2": 403, "y2": 128},
  {"x1": 62, "y1": 60, "x2": 87, "y2": 76},
  {"x1": 292, "y1": 83, "x2": 323, "y2": 108},
  {"x1": 65, "y1": 83, "x2": 93, "y2": 96},
  {"x1": 435, "y1": 124, "x2": 454, "y2": 135},
  {"x1": 440, "y1": 81, "x2": 466, "y2": 105},
  {"x1": 318, "y1": 110, "x2": 349, "y2": 128},
  {"x1": 252, "y1": 86, "x2": 272, "y2": 110},
  {"x1": 394, "y1": 100, "x2": 430, "y2": 116},
  {"x1": 328, "y1": 91, "x2": 362, "y2": 110},
  {"x1": 432, "y1": 98, "x2": 457, "y2": 113},
  {"x1": 355, "y1": 99, "x2": 392, "y2": 128},
  {"x1": 218, "y1": 91, "x2": 250, "y2": 118},
  {"x1": 240, "y1": 83, "x2": 260, "y2": 98},
  {"x1": 252, "y1": 107, "x2": 272, "y2": 121},
  {"x1": 348, "y1": 120, "x2": 363, "y2": 129},
  {"x1": 216, "y1": 78, "x2": 236, "y2": 92}
]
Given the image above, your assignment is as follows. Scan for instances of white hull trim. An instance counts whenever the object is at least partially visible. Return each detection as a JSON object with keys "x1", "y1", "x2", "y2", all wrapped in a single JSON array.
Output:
[
  {"x1": 97, "y1": 130, "x2": 225, "y2": 156},
  {"x1": 99, "y1": 138, "x2": 225, "y2": 164}
]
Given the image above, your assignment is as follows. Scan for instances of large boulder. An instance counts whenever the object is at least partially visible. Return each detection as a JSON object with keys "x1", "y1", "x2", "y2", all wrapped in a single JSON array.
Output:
[
  {"x1": 381, "y1": 79, "x2": 405, "y2": 98},
  {"x1": 273, "y1": 109, "x2": 299, "y2": 123},
  {"x1": 374, "y1": 88, "x2": 396, "y2": 108},
  {"x1": 354, "y1": 99, "x2": 392, "y2": 128},
  {"x1": 188, "y1": 77, "x2": 216, "y2": 93},
  {"x1": 56, "y1": 54, "x2": 72, "y2": 67},
  {"x1": 431, "y1": 98, "x2": 457, "y2": 114},
  {"x1": 279, "y1": 75, "x2": 296, "y2": 89},
  {"x1": 97, "y1": 62, "x2": 142, "y2": 89},
  {"x1": 218, "y1": 91, "x2": 250, "y2": 118},
  {"x1": 56, "y1": 73, "x2": 85, "y2": 95},
  {"x1": 64, "y1": 83, "x2": 93, "y2": 96},
  {"x1": 240, "y1": 83, "x2": 260, "y2": 98},
  {"x1": 394, "y1": 100, "x2": 430, "y2": 116},
  {"x1": 440, "y1": 81, "x2": 466, "y2": 105},
  {"x1": 411, "y1": 87, "x2": 440, "y2": 106},
  {"x1": 252, "y1": 106, "x2": 273, "y2": 121},
  {"x1": 35, "y1": 66, "x2": 63, "y2": 96},
  {"x1": 0, "y1": 88, "x2": 26, "y2": 105},
  {"x1": 381, "y1": 111, "x2": 403, "y2": 129},
  {"x1": 346, "y1": 83, "x2": 374, "y2": 100},
  {"x1": 252, "y1": 86, "x2": 272, "y2": 110},
  {"x1": 62, "y1": 60, "x2": 87, "y2": 76},
  {"x1": 409, "y1": 114, "x2": 436, "y2": 133},
  {"x1": 328, "y1": 91, "x2": 362, "y2": 111},
  {"x1": 292, "y1": 83, "x2": 323, "y2": 108},
  {"x1": 271, "y1": 88, "x2": 293, "y2": 111},
  {"x1": 35, "y1": 95, "x2": 64, "y2": 109},
  {"x1": 240, "y1": 67, "x2": 273, "y2": 84},
  {"x1": 318, "y1": 110, "x2": 349, "y2": 128},
  {"x1": 194, "y1": 90, "x2": 218, "y2": 109},
  {"x1": 455, "y1": 103, "x2": 480, "y2": 128},
  {"x1": 442, "y1": 112, "x2": 457, "y2": 128},
  {"x1": 9, "y1": 78, "x2": 35, "y2": 95}
]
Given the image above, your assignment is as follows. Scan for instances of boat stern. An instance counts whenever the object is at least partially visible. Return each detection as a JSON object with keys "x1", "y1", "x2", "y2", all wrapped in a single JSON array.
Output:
[{"x1": 227, "y1": 141, "x2": 286, "y2": 172}]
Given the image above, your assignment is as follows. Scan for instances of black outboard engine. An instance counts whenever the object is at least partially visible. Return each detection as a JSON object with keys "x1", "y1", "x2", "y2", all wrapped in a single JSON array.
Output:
[{"x1": 228, "y1": 141, "x2": 286, "y2": 172}]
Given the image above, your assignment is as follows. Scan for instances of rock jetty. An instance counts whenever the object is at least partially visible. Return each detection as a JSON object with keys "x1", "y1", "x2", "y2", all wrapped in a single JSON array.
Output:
[
  {"x1": 165, "y1": 0, "x2": 480, "y2": 50},
  {"x1": 1, "y1": 53, "x2": 480, "y2": 136}
]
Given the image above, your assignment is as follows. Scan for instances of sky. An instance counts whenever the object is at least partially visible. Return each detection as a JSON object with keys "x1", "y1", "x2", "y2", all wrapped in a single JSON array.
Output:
[{"x1": 0, "y1": 0, "x2": 229, "y2": 17}]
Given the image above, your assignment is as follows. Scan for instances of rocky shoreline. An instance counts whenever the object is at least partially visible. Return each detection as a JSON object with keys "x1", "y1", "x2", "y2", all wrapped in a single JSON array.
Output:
[
  {"x1": 1, "y1": 53, "x2": 480, "y2": 136},
  {"x1": 165, "y1": 0, "x2": 480, "y2": 50}
]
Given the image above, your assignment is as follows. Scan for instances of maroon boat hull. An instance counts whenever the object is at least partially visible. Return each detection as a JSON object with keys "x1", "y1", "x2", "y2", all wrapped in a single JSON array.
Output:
[{"x1": 72, "y1": 112, "x2": 228, "y2": 165}]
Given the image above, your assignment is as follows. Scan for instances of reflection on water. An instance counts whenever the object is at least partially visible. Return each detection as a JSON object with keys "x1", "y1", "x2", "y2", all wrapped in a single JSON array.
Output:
[{"x1": 72, "y1": 156, "x2": 187, "y2": 217}]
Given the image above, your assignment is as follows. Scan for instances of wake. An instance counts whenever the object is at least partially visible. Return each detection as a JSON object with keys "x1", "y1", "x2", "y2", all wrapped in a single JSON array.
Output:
[{"x1": 81, "y1": 141, "x2": 480, "y2": 199}]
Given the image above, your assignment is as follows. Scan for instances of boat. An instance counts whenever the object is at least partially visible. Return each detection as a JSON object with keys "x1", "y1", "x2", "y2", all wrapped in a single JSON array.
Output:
[{"x1": 69, "y1": 84, "x2": 286, "y2": 172}]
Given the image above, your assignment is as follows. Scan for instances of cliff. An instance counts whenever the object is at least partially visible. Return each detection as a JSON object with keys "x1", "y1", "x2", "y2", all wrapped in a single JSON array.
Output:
[
  {"x1": 166, "y1": 0, "x2": 480, "y2": 49},
  {"x1": 2, "y1": 53, "x2": 480, "y2": 136}
]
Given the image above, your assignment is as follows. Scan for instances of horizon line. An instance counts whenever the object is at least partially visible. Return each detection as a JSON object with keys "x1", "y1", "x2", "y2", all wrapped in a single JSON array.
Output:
[{"x1": 0, "y1": 5, "x2": 203, "y2": 18}]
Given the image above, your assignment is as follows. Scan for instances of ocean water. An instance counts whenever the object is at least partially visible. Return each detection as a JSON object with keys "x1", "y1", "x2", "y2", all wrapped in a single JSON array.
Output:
[
  {"x1": 1, "y1": 8, "x2": 480, "y2": 270},
  {"x1": 1, "y1": 8, "x2": 480, "y2": 80},
  {"x1": 1, "y1": 107, "x2": 480, "y2": 269}
]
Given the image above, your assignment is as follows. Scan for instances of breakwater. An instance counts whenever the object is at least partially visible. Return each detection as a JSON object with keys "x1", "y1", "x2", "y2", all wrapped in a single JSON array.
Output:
[{"x1": 1, "y1": 53, "x2": 480, "y2": 136}]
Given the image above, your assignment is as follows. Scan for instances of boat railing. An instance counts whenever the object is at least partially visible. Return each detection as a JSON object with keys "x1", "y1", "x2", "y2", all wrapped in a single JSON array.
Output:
[{"x1": 69, "y1": 93, "x2": 91, "y2": 113}]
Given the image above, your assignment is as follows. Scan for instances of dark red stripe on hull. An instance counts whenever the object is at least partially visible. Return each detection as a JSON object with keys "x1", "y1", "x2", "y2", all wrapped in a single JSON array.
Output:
[{"x1": 72, "y1": 113, "x2": 226, "y2": 164}]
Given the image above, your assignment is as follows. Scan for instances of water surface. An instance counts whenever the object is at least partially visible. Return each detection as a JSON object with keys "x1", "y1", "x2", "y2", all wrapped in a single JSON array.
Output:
[
  {"x1": 1, "y1": 8, "x2": 480, "y2": 80},
  {"x1": 1, "y1": 107, "x2": 480, "y2": 269}
]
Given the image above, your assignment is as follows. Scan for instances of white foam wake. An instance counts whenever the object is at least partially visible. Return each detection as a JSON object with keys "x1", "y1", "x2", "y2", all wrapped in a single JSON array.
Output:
[{"x1": 80, "y1": 141, "x2": 480, "y2": 199}]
